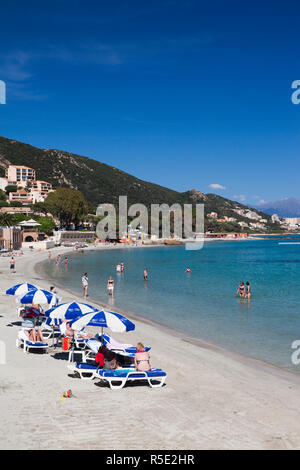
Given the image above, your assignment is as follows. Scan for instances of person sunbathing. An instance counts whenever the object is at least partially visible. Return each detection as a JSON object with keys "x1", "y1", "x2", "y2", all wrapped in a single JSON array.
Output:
[
  {"x1": 60, "y1": 321, "x2": 94, "y2": 340},
  {"x1": 134, "y1": 342, "x2": 151, "y2": 371},
  {"x1": 95, "y1": 345, "x2": 118, "y2": 369},
  {"x1": 24, "y1": 328, "x2": 45, "y2": 343}
]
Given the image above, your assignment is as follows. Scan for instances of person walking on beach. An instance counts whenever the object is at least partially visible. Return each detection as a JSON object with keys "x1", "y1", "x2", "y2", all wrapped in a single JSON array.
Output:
[
  {"x1": 143, "y1": 269, "x2": 148, "y2": 281},
  {"x1": 82, "y1": 273, "x2": 88, "y2": 299},
  {"x1": 245, "y1": 281, "x2": 251, "y2": 299},
  {"x1": 10, "y1": 257, "x2": 15, "y2": 273},
  {"x1": 107, "y1": 276, "x2": 114, "y2": 296},
  {"x1": 237, "y1": 281, "x2": 245, "y2": 297}
]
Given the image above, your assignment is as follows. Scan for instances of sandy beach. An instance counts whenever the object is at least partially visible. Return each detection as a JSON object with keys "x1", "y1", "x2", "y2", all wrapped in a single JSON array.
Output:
[{"x1": 1, "y1": 246, "x2": 300, "y2": 450}]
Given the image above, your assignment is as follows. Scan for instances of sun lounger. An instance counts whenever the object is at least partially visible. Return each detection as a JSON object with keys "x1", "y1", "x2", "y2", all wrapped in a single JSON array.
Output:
[
  {"x1": 67, "y1": 361, "x2": 136, "y2": 380},
  {"x1": 94, "y1": 368, "x2": 166, "y2": 389},
  {"x1": 16, "y1": 329, "x2": 49, "y2": 354},
  {"x1": 67, "y1": 362, "x2": 99, "y2": 380},
  {"x1": 96, "y1": 334, "x2": 151, "y2": 358}
]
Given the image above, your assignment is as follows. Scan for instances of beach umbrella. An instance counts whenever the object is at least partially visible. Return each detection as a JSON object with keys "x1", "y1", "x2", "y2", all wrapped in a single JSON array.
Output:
[
  {"x1": 45, "y1": 301, "x2": 99, "y2": 324},
  {"x1": 20, "y1": 289, "x2": 55, "y2": 305},
  {"x1": 6, "y1": 283, "x2": 39, "y2": 297},
  {"x1": 70, "y1": 310, "x2": 135, "y2": 333}
]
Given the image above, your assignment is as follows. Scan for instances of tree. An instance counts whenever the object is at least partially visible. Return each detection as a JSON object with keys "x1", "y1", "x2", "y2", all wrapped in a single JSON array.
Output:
[
  {"x1": 44, "y1": 188, "x2": 88, "y2": 228},
  {"x1": 0, "y1": 213, "x2": 14, "y2": 226},
  {"x1": 37, "y1": 216, "x2": 56, "y2": 235},
  {"x1": 31, "y1": 201, "x2": 50, "y2": 216},
  {"x1": 5, "y1": 185, "x2": 17, "y2": 194},
  {"x1": 10, "y1": 201, "x2": 23, "y2": 207}
]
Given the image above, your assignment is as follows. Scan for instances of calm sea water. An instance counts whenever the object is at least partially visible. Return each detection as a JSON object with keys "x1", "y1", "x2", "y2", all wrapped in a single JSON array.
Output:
[{"x1": 43, "y1": 237, "x2": 300, "y2": 373}]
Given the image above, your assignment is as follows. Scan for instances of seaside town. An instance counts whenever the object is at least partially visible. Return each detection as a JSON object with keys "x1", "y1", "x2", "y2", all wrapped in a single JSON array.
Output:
[
  {"x1": 3, "y1": 0, "x2": 300, "y2": 455},
  {"x1": 1, "y1": 162, "x2": 300, "y2": 254}
]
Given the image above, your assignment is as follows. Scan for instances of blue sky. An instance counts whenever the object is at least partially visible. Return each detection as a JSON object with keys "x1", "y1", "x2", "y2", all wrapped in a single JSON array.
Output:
[{"x1": 1, "y1": 0, "x2": 300, "y2": 205}]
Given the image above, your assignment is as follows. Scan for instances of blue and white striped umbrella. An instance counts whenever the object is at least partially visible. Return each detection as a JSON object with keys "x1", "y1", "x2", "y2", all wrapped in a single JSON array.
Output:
[
  {"x1": 71, "y1": 310, "x2": 135, "y2": 333},
  {"x1": 6, "y1": 283, "x2": 39, "y2": 297},
  {"x1": 20, "y1": 289, "x2": 55, "y2": 305},
  {"x1": 45, "y1": 301, "x2": 99, "y2": 325}
]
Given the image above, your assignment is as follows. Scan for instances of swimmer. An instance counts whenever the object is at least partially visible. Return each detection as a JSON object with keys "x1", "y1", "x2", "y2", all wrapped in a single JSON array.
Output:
[
  {"x1": 185, "y1": 268, "x2": 191, "y2": 273},
  {"x1": 237, "y1": 281, "x2": 245, "y2": 297},
  {"x1": 245, "y1": 281, "x2": 251, "y2": 299},
  {"x1": 107, "y1": 276, "x2": 114, "y2": 296}
]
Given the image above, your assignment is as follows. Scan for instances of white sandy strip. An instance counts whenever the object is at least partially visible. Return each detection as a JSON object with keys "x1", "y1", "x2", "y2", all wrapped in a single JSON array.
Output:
[{"x1": 1, "y1": 247, "x2": 300, "y2": 450}]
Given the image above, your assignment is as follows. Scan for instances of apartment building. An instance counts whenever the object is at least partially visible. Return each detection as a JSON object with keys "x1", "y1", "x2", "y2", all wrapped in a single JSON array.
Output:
[{"x1": 5, "y1": 165, "x2": 36, "y2": 187}]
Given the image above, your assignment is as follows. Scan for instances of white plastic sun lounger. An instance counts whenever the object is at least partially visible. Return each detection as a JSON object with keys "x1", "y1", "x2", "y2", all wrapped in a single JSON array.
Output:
[
  {"x1": 94, "y1": 368, "x2": 167, "y2": 390},
  {"x1": 16, "y1": 329, "x2": 49, "y2": 354},
  {"x1": 67, "y1": 361, "x2": 135, "y2": 380},
  {"x1": 67, "y1": 362, "x2": 100, "y2": 380}
]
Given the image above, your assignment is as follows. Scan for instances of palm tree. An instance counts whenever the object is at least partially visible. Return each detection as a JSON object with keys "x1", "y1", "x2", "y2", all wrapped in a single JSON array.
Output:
[{"x1": 0, "y1": 213, "x2": 14, "y2": 226}]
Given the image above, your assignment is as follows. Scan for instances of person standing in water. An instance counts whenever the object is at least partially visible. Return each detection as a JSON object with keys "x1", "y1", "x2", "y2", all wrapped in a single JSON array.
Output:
[
  {"x1": 107, "y1": 276, "x2": 114, "y2": 296},
  {"x1": 121, "y1": 263, "x2": 124, "y2": 273},
  {"x1": 237, "y1": 281, "x2": 245, "y2": 297},
  {"x1": 245, "y1": 281, "x2": 251, "y2": 299},
  {"x1": 143, "y1": 269, "x2": 148, "y2": 281},
  {"x1": 185, "y1": 267, "x2": 191, "y2": 273},
  {"x1": 82, "y1": 273, "x2": 88, "y2": 299}
]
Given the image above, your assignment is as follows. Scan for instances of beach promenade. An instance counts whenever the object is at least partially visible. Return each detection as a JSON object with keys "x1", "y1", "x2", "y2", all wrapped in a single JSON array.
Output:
[{"x1": 1, "y1": 247, "x2": 300, "y2": 450}]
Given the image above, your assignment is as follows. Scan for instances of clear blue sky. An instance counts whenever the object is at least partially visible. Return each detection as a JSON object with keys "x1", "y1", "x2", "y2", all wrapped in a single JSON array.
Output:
[{"x1": 1, "y1": 0, "x2": 300, "y2": 205}]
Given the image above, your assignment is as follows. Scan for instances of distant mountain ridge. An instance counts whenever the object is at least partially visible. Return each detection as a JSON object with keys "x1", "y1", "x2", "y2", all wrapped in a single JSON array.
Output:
[
  {"x1": 257, "y1": 198, "x2": 300, "y2": 218},
  {"x1": 0, "y1": 136, "x2": 276, "y2": 230}
]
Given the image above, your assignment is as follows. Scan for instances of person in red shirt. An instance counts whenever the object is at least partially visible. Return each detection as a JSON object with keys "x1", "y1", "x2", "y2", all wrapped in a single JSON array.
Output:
[{"x1": 95, "y1": 346, "x2": 105, "y2": 368}]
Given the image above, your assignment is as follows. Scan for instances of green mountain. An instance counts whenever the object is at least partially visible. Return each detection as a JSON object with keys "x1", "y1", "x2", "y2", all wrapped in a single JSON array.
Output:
[{"x1": 0, "y1": 136, "x2": 280, "y2": 232}]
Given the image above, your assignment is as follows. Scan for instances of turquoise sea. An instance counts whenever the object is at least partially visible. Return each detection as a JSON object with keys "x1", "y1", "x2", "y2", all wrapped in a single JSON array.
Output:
[{"x1": 42, "y1": 237, "x2": 300, "y2": 373}]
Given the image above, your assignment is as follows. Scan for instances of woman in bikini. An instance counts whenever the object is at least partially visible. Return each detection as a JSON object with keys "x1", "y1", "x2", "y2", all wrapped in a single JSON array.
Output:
[
  {"x1": 107, "y1": 276, "x2": 114, "y2": 296},
  {"x1": 134, "y1": 342, "x2": 151, "y2": 371},
  {"x1": 237, "y1": 281, "x2": 245, "y2": 297},
  {"x1": 245, "y1": 281, "x2": 251, "y2": 299}
]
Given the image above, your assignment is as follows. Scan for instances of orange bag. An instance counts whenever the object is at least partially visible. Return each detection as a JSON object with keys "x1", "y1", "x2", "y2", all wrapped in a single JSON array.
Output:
[{"x1": 62, "y1": 337, "x2": 70, "y2": 351}]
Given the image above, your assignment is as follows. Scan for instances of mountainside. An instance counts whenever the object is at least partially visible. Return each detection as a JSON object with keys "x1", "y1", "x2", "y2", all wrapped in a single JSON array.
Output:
[
  {"x1": 0, "y1": 136, "x2": 278, "y2": 230},
  {"x1": 257, "y1": 198, "x2": 300, "y2": 218}
]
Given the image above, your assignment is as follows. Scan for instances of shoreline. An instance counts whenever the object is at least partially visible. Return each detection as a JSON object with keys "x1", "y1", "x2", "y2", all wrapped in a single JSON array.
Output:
[
  {"x1": 35, "y1": 249, "x2": 300, "y2": 387},
  {"x1": 2, "y1": 245, "x2": 300, "y2": 449}
]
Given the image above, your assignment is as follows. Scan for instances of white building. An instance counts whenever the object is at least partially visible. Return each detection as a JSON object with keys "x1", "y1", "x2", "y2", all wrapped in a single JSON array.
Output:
[{"x1": 271, "y1": 214, "x2": 280, "y2": 223}]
